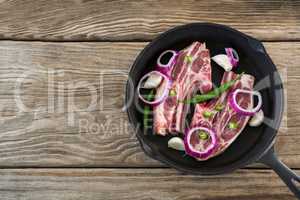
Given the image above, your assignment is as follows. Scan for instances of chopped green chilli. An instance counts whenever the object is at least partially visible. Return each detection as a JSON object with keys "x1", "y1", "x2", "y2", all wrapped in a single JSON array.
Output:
[
  {"x1": 228, "y1": 121, "x2": 238, "y2": 130},
  {"x1": 143, "y1": 90, "x2": 154, "y2": 129},
  {"x1": 184, "y1": 73, "x2": 243, "y2": 104},
  {"x1": 203, "y1": 110, "x2": 213, "y2": 118},
  {"x1": 198, "y1": 131, "x2": 209, "y2": 140},
  {"x1": 215, "y1": 104, "x2": 224, "y2": 111},
  {"x1": 185, "y1": 55, "x2": 193, "y2": 63},
  {"x1": 169, "y1": 89, "x2": 177, "y2": 97}
]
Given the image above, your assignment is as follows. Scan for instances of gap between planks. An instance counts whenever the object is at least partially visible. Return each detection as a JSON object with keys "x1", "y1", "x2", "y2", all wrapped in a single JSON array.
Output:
[{"x1": 0, "y1": 39, "x2": 299, "y2": 43}]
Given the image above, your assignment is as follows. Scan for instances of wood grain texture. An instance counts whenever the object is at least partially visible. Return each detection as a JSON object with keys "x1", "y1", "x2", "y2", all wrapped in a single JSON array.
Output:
[
  {"x1": 0, "y1": 0, "x2": 299, "y2": 41},
  {"x1": 0, "y1": 41, "x2": 298, "y2": 168},
  {"x1": 0, "y1": 168, "x2": 297, "y2": 200}
]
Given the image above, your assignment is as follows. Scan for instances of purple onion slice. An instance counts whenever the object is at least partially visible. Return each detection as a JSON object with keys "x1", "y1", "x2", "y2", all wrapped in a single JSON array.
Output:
[
  {"x1": 225, "y1": 48, "x2": 239, "y2": 67},
  {"x1": 156, "y1": 50, "x2": 178, "y2": 75},
  {"x1": 184, "y1": 127, "x2": 217, "y2": 159},
  {"x1": 229, "y1": 89, "x2": 262, "y2": 116}
]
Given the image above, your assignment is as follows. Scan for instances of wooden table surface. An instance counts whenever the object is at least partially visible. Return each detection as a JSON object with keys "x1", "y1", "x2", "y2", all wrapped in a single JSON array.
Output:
[{"x1": 0, "y1": 0, "x2": 299, "y2": 199}]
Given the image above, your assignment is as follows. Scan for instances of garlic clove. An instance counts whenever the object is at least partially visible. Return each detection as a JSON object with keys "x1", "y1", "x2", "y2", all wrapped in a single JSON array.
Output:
[
  {"x1": 168, "y1": 137, "x2": 185, "y2": 151},
  {"x1": 249, "y1": 110, "x2": 264, "y2": 127},
  {"x1": 212, "y1": 54, "x2": 233, "y2": 72},
  {"x1": 142, "y1": 73, "x2": 163, "y2": 88}
]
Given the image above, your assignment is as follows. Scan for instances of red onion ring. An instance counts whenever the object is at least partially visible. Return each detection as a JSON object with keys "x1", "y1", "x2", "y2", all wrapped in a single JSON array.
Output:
[
  {"x1": 229, "y1": 89, "x2": 262, "y2": 116},
  {"x1": 156, "y1": 50, "x2": 178, "y2": 75},
  {"x1": 137, "y1": 71, "x2": 171, "y2": 106},
  {"x1": 184, "y1": 127, "x2": 217, "y2": 159},
  {"x1": 225, "y1": 48, "x2": 239, "y2": 67}
]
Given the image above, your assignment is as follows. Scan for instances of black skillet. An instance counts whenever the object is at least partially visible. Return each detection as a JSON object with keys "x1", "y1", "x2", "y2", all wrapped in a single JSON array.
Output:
[{"x1": 125, "y1": 23, "x2": 300, "y2": 198}]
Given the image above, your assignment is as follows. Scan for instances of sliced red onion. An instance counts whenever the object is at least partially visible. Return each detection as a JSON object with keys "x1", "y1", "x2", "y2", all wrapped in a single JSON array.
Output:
[
  {"x1": 137, "y1": 71, "x2": 171, "y2": 106},
  {"x1": 225, "y1": 48, "x2": 239, "y2": 67},
  {"x1": 156, "y1": 50, "x2": 178, "y2": 75},
  {"x1": 184, "y1": 127, "x2": 217, "y2": 159},
  {"x1": 229, "y1": 89, "x2": 262, "y2": 116}
]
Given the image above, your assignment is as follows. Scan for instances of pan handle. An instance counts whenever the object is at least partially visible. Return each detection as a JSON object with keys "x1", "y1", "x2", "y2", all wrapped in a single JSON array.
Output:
[{"x1": 259, "y1": 146, "x2": 300, "y2": 199}]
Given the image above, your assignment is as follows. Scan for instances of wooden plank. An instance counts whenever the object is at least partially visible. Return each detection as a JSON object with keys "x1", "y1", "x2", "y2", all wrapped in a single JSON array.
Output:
[
  {"x1": 0, "y1": 41, "x2": 298, "y2": 168},
  {"x1": 0, "y1": 0, "x2": 299, "y2": 41},
  {"x1": 0, "y1": 168, "x2": 297, "y2": 200}
]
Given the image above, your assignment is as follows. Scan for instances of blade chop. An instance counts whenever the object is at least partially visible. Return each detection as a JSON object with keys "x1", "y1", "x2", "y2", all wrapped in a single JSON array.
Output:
[
  {"x1": 190, "y1": 71, "x2": 255, "y2": 160},
  {"x1": 153, "y1": 42, "x2": 212, "y2": 135}
]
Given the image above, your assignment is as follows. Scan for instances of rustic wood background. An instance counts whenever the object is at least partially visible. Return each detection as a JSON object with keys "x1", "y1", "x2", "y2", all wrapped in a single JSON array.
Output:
[{"x1": 0, "y1": 0, "x2": 299, "y2": 199}]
